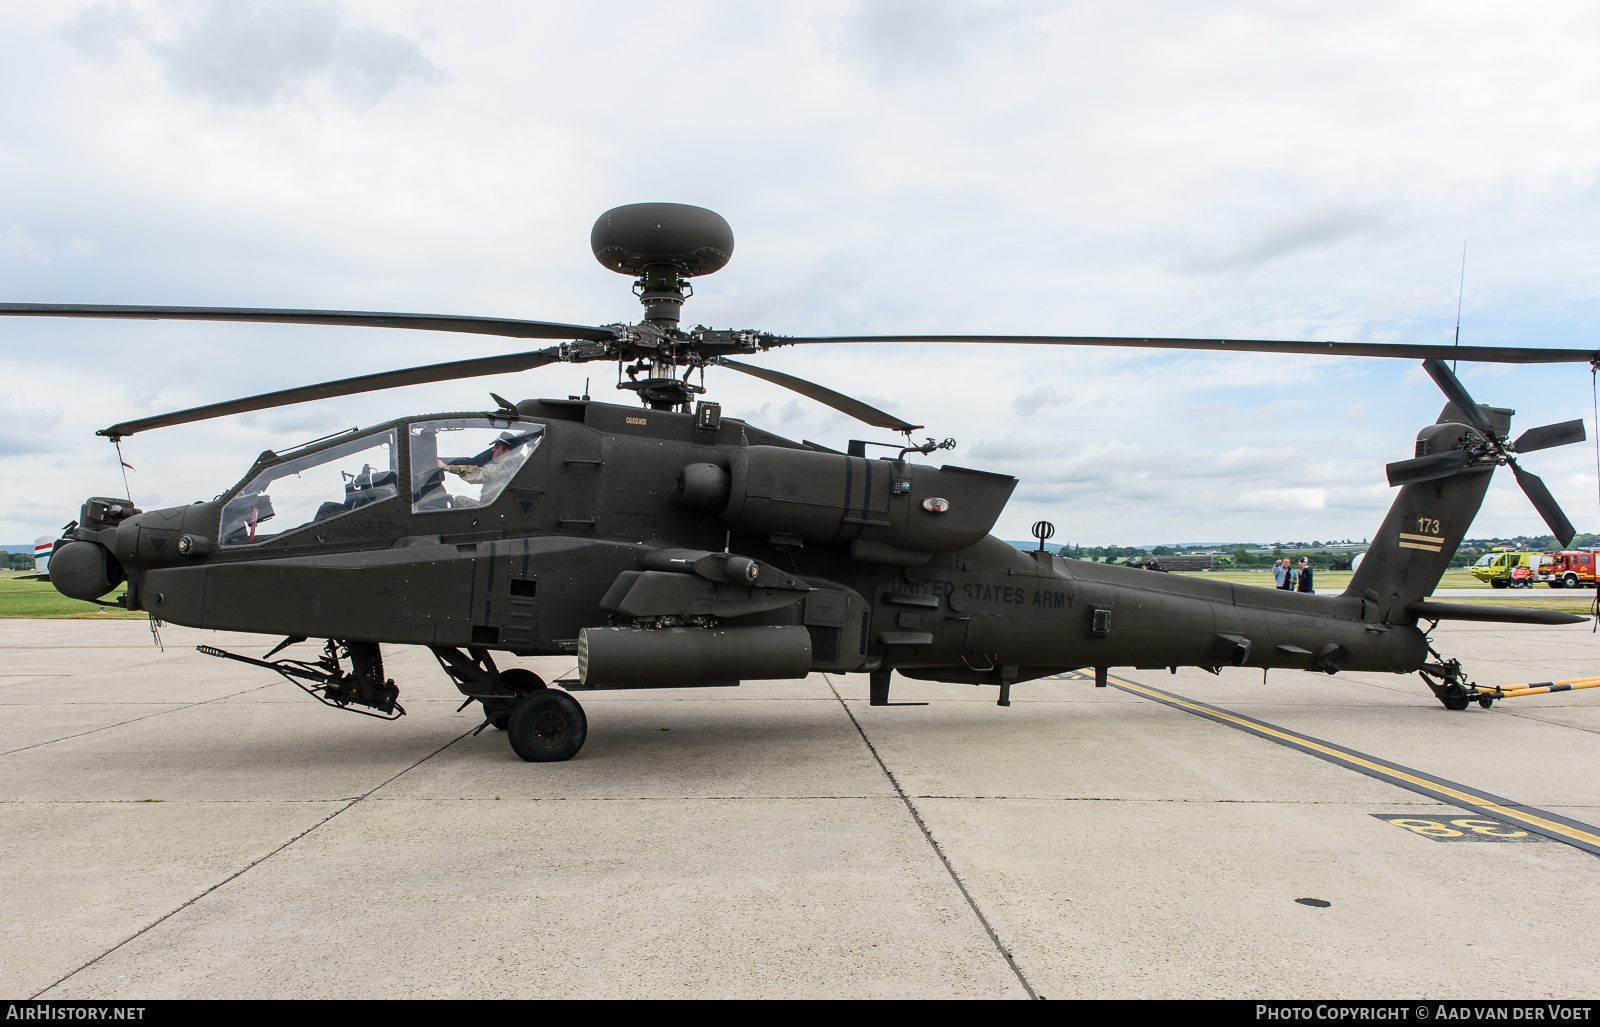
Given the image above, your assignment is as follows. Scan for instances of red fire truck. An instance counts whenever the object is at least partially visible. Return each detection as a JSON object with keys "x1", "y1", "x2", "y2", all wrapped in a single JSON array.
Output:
[{"x1": 1543, "y1": 551, "x2": 1599, "y2": 588}]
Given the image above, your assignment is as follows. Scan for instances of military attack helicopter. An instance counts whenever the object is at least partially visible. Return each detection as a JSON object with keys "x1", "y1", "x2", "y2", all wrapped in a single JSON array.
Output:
[{"x1": 7, "y1": 203, "x2": 1598, "y2": 762}]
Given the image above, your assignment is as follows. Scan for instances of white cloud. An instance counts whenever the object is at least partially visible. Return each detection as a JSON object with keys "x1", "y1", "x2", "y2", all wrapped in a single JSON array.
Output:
[
  {"x1": 59, "y1": 0, "x2": 443, "y2": 107},
  {"x1": 2, "y1": 1, "x2": 1599, "y2": 545}
]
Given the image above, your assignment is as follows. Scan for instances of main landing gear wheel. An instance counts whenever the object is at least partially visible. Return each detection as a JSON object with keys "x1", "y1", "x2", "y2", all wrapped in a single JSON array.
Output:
[
  {"x1": 507, "y1": 688, "x2": 587, "y2": 762},
  {"x1": 489, "y1": 668, "x2": 546, "y2": 730}
]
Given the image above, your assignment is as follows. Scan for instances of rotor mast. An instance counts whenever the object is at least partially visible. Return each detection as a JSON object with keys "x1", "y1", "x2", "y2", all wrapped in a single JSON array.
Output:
[{"x1": 592, "y1": 203, "x2": 734, "y2": 411}]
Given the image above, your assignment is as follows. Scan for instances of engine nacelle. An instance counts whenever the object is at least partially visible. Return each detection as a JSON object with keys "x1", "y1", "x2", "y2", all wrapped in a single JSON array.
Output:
[{"x1": 713, "y1": 446, "x2": 1016, "y2": 556}]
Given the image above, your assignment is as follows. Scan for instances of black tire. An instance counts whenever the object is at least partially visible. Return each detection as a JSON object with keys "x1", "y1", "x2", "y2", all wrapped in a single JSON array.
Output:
[
  {"x1": 1550, "y1": 580, "x2": 1564, "y2": 589},
  {"x1": 1477, "y1": 695, "x2": 1495, "y2": 709},
  {"x1": 1564, "y1": 573, "x2": 1580, "y2": 589},
  {"x1": 1439, "y1": 684, "x2": 1470, "y2": 711},
  {"x1": 1490, "y1": 579, "x2": 1507, "y2": 589},
  {"x1": 507, "y1": 689, "x2": 587, "y2": 762}
]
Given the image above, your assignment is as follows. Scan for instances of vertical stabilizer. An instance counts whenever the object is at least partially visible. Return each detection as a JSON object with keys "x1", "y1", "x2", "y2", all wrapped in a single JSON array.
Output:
[{"x1": 1345, "y1": 406, "x2": 1507, "y2": 620}]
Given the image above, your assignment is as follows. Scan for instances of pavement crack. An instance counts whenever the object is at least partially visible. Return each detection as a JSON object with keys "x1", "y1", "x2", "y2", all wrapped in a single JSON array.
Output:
[
  {"x1": 30, "y1": 726, "x2": 474, "y2": 999},
  {"x1": 825, "y1": 676, "x2": 1037, "y2": 1000},
  {"x1": 0, "y1": 682, "x2": 281, "y2": 758}
]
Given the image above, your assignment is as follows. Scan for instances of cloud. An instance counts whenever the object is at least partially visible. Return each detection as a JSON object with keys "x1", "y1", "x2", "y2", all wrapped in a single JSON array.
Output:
[
  {"x1": 832, "y1": 0, "x2": 1044, "y2": 82},
  {"x1": 1175, "y1": 200, "x2": 1407, "y2": 274},
  {"x1": 0, "y1": 401, "x2": 69, "y2": 458},
  {"x1": 60, "y1": 0, "x2": 443, "y2": 107}
]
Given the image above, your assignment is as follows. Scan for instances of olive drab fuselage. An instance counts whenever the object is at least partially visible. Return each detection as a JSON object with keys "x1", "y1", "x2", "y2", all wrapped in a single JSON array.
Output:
[{"x1": 64, "y1": 396, "x2": 1429, "y2": 690}]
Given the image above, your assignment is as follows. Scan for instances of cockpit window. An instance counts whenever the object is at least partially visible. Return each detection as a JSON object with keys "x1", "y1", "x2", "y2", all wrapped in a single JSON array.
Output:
[
  {"x1": 219, "y1": 430, "x2": 398, "y2": 547},
  {"x1": 410, "y1": 418, "x2": 543, "y2": 513}
]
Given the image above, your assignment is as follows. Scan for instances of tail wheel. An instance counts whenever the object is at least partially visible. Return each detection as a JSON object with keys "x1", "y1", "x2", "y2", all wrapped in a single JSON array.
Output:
[
  {"x1": 1439, "y1": 684, "x2": 1471, "y2": 711},
  {"x1": 507, "y1": 688, "x2": 588, "y2": 762}
]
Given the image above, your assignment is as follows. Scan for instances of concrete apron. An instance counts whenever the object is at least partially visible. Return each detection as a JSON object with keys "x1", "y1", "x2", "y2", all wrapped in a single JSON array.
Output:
[{"x1": 1, "y1": 619, "x2": 1596, "y2": 998}]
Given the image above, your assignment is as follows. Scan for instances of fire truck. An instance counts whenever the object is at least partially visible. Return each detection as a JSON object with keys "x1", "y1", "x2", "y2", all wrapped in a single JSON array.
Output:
[
  {"x1": 1542, "y1": 550, "x2": 1599, "y2": 589},
  {"x1": 1469, "y1": 548, "x2": 1547, "y2": 589}
]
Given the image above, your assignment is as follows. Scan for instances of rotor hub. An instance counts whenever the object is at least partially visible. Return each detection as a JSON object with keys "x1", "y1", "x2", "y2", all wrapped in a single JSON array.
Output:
[{"x1": 618, "y1": 376, "x2": 706, "y2": 411}]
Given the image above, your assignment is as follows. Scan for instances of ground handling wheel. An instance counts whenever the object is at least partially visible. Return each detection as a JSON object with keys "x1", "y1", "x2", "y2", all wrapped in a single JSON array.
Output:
[
  {"x1": 1477, "y1": 694, "x2": 1495, "y2": 709},
  {"x1": 507, "y1": 688, "x2": 588, "y2": 762}
]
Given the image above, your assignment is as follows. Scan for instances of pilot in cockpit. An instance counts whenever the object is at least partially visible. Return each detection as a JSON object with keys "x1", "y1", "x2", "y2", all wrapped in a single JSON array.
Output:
[{"x1": 438, "y1": 431, "x2": 521, "y2": 507}]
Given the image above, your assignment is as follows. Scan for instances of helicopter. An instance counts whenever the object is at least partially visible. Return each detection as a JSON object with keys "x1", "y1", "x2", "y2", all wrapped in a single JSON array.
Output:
[{"x1": 6, "y1": 202, "x2": 1598, "y2": 763}]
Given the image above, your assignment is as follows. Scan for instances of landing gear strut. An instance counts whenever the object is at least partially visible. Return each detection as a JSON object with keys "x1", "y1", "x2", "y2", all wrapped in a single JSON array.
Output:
[{"x1": 431, "y1": 646, "x2": 588, "y2": 761}]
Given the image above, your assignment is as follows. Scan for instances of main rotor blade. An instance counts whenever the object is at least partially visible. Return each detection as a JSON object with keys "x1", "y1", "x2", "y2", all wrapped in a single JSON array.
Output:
[
  {"x1": 1510, "y1": 461, "x2": 1577, "y2": 548},
  {"x1": 100, "y1": 347, "x2": 564, "y2": 439},
  {"x1": 1512, "y1": 418, "x2": 1587, "y2": 454},
  {"x1": 774, "y1": 334, "x2": 1600, "y2": 365},
  {"x1": 715, "y1": 358, "x2": 922, "y2": 433},
  {"x1": 1421, "y1": 359, "x2": 1496, "y2": 436},
  {"x1": 1385, "y1": 450, "x2": 1473, "y2": 487},
  {"x1": 0, "y1": 304, "x2": 620, "y2": 343}
]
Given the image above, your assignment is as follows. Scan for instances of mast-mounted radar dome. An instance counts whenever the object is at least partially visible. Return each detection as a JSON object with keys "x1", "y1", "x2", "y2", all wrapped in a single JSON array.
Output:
[
  {"x1": 590, "y1": 203, "x2": 733, "y2": 278},
  {"x1": 591, "y1": 203, "x2": 733, "y2": 326}
]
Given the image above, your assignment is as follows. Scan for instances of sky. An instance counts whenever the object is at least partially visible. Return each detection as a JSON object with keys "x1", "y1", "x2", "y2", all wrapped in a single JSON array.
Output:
[{"x1": 3, "y1": 1, "x2": 1599, "y2": 547}]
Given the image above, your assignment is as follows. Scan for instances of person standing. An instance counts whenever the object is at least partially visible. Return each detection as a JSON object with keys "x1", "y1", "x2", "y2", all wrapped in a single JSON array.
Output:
[
  {"x1": 1297, "y1": 557, "x2": 1315, "y2": 594},
  {"x1": 1273, "y1": 558, "x2": 1288, "y2": 588}
]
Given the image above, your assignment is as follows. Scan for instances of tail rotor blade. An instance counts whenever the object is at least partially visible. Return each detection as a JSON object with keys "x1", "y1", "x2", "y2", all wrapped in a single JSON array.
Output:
[
  {"x1": 1422, "y1": 359, "x2": 1496, "y2": 436},
  {"x1": 1511, "y1": 461, "x2": 1577, "y2": 547},
  {"x1": 1385, "y1": 450, "x2": 1473, "y2": 487},
  {"x1": 1512, "y1": 418, "x2": 1587, "y2": 454}
]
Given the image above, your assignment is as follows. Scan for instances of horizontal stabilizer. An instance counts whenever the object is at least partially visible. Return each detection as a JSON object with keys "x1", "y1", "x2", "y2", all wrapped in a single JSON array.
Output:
[
  {"x1": 1386, "y1": 449, "x2": 1471, "y2": 486},
  {"x1": 1407, "y1": 601, "x2": 1587, "y2": 626}
]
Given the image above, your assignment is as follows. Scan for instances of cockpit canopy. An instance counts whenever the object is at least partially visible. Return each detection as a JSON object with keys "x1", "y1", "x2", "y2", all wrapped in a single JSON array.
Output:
[
  {"x1": 410, "y1": 418, "x2": 543, "y2": 513},
  {"x1": 220, "y1": 430, "x2": 398, "y2": 546},
  {"x1": 216, "y1": 416, "x2": 546, "y2": 547}
]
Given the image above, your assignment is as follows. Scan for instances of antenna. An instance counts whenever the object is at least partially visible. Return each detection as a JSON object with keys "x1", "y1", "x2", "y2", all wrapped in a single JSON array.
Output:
[{"x1": 1452, "y1": 240, "x2": 1467, "y2": 374}]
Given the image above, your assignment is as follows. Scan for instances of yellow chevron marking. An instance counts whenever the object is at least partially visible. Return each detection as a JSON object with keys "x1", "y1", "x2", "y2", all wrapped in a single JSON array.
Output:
[{"x1": 1112, "y1": 677, "x2": 1600, "y2": 851}]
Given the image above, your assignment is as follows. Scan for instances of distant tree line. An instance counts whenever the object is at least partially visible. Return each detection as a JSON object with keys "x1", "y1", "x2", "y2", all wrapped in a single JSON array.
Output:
[
  {"x1": 2, "y1": 552, "x2": 35, "y2": 570},
  {"x1": 1052, "y1": 533, "x2": 1600, "y2": 572}
]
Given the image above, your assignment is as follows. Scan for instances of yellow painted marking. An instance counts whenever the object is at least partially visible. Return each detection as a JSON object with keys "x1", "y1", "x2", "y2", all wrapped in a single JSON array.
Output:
[
  {"x1": 1110, "y1": 676, "x2": 1600, "y2": 850},
  {"x1": 1399, "y1": 532, "x2": 1446, "y2": 543},
  {"x1": 1398, "y1": 541, "x2": 1443, "y2": 552}
]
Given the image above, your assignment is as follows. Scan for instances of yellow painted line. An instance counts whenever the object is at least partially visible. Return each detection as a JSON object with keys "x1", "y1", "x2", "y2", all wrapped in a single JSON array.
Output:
[
  {"x1": 1399, "y1": 533, "x2": 1446, "y2": 543},
  {"x1": 1398, "y1": 541, "x2": 1443, "y2": 552},
  {"x1": 1109, "y1": 676, "x2": 1600, "y2": 851}
]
